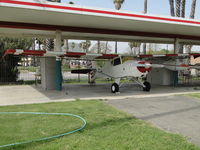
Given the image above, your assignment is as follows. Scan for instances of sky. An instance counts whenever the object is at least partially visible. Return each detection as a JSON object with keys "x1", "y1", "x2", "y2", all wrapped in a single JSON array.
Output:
[
  {"x1": 60, "y1": 0, "x2": 200, "y2": 53},
  {"x1": 61, "y1": 0, "x2": 200, "y2": 19}
]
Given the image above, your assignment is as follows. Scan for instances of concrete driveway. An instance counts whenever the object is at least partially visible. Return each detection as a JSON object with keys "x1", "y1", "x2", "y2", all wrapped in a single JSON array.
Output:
[
  {"x1": 1, "y1": 84, "x2": 200, "y2": 106},
  {"x1": 107, "y1": 95, "x2": 200, "y2": 147}
]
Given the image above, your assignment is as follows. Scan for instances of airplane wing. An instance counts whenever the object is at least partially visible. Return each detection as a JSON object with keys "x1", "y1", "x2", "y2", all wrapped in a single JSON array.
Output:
[
  {"x1": 3, "y1": 49, "x2": 119, "y2": 60},
  {"x1": 137, "y1": 53, "x2": 200, "y2": 59}
]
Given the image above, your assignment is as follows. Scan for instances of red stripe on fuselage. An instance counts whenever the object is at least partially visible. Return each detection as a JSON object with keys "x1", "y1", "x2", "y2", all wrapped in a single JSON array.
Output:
[{"x1": 137, "y1": 61, "x2": 152, "y2": 73}]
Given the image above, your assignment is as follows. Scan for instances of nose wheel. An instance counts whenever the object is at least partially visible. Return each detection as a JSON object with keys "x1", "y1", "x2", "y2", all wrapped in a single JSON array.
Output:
[
  {"x1": 143, "y1": 81, "x2": 151, "y2": 92},
  {"x1": 111, "y1": 83, "x2": 119, "y2": 93}
]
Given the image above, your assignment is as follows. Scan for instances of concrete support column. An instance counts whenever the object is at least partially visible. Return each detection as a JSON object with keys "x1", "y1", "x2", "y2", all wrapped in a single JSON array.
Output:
[
  {"x1": 55, "y1": 30, "x2": 62, "y2": 91},
  {"x1": 174, "y1": 38, "x2": 179, "y2": 85},
  {"x1": 97, "y1": 40, "x2": 101, "y2": 53},
  {"x1": 56, "y1": 57, "x2": 62, "y2": 91},
  {"x1": 115, "y1": 41, "x2": 118, "y2": 54},
  {"x1": 174, "y1": 38, "x2": 182, "y2": 54},
  {"x1": 55, "y1": 30, "x2": 62, "y2": 52},
  {"x1": 174, "y1": 38, "x2": 183, "y2": 54},
  {"x1": 40, "y1": 30, "x2": 62, "y2": 91},
  {"x1": 40, "y1": 57, "x2": 56, "y2": 90}
]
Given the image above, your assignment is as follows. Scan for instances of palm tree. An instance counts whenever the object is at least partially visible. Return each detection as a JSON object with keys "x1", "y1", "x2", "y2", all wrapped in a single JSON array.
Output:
[
  {"x1": 113, "y1": 0, "x2": 124, "y2": 10},
  {"x1": 185, "y1": 0, "x2": 197, "y2": 53},
  {"x1": 144, "y1": 0, "x2": 147, "y2": 14},
  {"x1": 169, "y1": 0, "x2": 175, "y2": 16},
  {"x1": 113, "y1": 0, "x2": 124, "y2": 53},
  {"x1": 175, "y1": 0, "x2": 181, "y2": 17},
  {"x1": 128, "y1": 42, "x2": 141, "y2": 56},
  {"x1": 168, "y1": 0, "x2": 185, "y2": 53},
  {"x1": 79, "y1": 40, "x2": 91, "y2": 53},
  {"x1": 190, "y1": 0, "x2": 196, "y2": 19},
  {"x1": 45, "y1": 0, "x2": 61, "y2": 51},
  {"x1": 143, "y1": 0, "x2": 147, "y2": 54},
  {"x1": 181, "y1": 0, "x2": 186, "y2": 17}
]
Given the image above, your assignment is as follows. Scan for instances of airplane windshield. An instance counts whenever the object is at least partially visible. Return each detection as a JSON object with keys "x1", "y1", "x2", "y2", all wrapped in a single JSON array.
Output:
[{"x1": 113, "y1": 57, "x2": 121, "y2": 66}]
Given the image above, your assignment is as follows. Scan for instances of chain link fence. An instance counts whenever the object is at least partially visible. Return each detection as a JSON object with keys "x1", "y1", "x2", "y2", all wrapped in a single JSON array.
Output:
[{"x1": 0, "y1": 56, "x2": 41, "y2": 85}]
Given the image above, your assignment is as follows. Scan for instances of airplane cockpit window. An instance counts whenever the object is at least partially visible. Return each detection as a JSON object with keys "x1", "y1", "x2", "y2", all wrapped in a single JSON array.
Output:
[{"x1": 113, "y1": 57, "x2": 121, "y2": 66}]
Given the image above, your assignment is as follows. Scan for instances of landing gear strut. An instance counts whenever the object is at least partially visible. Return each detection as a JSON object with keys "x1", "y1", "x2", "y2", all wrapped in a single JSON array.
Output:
[
  {"x1": 111, "y1": 83, "x2": 119, "y2": 93},
  {"x1": 143, "y1": 81, "x2": 151, "y2": 92}
]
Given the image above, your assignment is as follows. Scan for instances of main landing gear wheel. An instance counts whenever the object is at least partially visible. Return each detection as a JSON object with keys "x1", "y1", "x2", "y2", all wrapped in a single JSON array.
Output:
[
  {"x1": 143, "y1": 81, "x2": 151, "y2": 92},
  {"x1": 111, "y1": 83, "x2": 119, "y2": 93}
]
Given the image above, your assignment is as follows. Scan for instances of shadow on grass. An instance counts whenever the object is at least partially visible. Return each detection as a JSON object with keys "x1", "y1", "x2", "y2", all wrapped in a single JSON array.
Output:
[{"x1": 2, "y1": 116, "x2": 135, "y2": 150}]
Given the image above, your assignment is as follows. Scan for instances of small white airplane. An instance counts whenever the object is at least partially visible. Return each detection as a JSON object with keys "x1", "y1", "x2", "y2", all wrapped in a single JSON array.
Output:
[
  {"x1": 87, "y1": 57, "x2": 152, "y2": 93},
  {"x1": 71, "y1": 53, "x2": 200, "y2": 93},
  {"x1": 4, "y1": 49, "x2": 200, "y2": 93}
]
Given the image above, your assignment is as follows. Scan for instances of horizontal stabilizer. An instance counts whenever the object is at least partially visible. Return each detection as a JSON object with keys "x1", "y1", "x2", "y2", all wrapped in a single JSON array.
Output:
[{"x1": 71, "y1": 69, "x2": 93, "y2": 74}]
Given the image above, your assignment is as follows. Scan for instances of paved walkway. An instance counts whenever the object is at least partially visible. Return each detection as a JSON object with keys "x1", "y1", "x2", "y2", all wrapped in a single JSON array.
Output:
[
  {"x1": 1, "y1": 84, "x2": 200, "y2": 106},
  {"x1": 107, "y1": 95, "x2": 200, "y2": 147}
]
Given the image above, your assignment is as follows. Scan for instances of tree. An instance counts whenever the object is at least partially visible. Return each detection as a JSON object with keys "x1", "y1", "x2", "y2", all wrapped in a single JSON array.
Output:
[
  {"x1": 185, "y1": 0, "x2": 197, "y2": 53},
  {"x1": 0, "y1": 37, "x2": 32, "y2": 82},
  {"x1": 147, "y1": 48, "x2": 173, "y2": 55},
  {"x1": 45, "y1": 0, "x2": 62, "y2": 51},
  {"x1": 90, "y1": 42, "x2": 112, "y2": 54},
  {"x1": 69, "y1": 1, "x2": 74, "y2": 4},
  {"x1": 143, "y1": 0, "x2": 148, "y2": 54},
  {"x1": 144, "y1": 0, "x2": 147, "y2": 13},
  {"x1": 79, "y1": 40, "x2": 91, "y2": 52},
  {"x1": 168, "y1": 0, "x2": 186, "y2": 53},
  {"x1": 175, "y1": 0, "x2": 181, "y2": 17},
  {"x1": 190, "y1": 0, "x2": 196, "y2": 19},
  {"x1": 128, "y1": 42, "x2": 141, "y2": 56},
  {"x1": 113, "y1": 0, "x2": 124, "y2": 54},
  {"x1": 71, "y1": 42, "x2": 76, "y2": 50},
  {"x1": 181, "y1": 0, "x2": 186, "y2": 17},
  {"x1": 113, "y1": 0, "x2": 124, "y2": 10},
  {"x1": 169, "y1": 0, "x2": 175, "y2": 16}
]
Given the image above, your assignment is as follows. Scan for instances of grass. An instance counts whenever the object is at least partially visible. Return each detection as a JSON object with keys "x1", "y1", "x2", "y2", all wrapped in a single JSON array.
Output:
[
  {"x1": 186, "y1": 93, "x2": 200, "y2": 99},
  {"x1": 0, "y1": 100, "x2": 199, "y2": 150},
  {"x1": 18, "y1": 67, "x2": 38, "y2": 73},
  {"x1": 0, "y1": 80, "x2": 41, "y2": 86}
]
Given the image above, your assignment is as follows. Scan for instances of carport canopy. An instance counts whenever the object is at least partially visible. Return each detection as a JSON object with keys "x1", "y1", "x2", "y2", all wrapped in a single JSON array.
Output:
[{"x1": 0, "y1": 0, "x2": 200, "y2": 44}]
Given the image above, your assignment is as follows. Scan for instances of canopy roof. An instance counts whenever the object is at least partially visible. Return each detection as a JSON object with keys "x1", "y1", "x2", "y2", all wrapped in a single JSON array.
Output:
[{"x1": 1, "y1": 0, "x2": 200, "y2": 44}]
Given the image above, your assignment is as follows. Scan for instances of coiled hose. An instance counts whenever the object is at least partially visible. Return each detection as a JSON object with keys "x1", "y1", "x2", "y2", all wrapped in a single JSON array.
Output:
[{"x1": 0, "y1": 112, "x2": 86, "y2": 148}]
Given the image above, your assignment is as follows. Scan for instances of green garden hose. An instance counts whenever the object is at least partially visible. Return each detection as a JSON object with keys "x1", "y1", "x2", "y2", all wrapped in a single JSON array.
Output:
[{"x1": 0, "y1": 112, "x2": 86, "y2": 148}]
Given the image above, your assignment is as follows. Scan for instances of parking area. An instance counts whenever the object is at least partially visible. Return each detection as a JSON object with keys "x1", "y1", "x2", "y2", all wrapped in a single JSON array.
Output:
[
  {"x1": 0, "y1": 83, "x2": 200, "y2": 106},
  {"x1": 107, "y1": 95, "x2": 200, "y2": 146}
]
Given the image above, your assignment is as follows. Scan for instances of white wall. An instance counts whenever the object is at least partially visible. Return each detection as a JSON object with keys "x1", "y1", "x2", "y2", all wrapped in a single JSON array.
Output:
[{"x1": 147, "y1": 68, "x2": 174, "y2": 85}]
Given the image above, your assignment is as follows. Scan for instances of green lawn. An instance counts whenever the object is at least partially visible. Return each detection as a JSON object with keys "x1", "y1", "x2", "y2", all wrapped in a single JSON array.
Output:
[
  {"x1": 0, "y1": 100, "x2": 199, "y2": 150},
  {"x1": 186, "y1": 93, "x2": 200, "y2": 99},
  {"x1": 18, "y1": 66, "x2": 38, "y2": 73}
]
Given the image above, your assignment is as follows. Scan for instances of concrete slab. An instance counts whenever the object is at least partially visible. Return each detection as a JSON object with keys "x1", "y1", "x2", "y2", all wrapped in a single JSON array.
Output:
[
  {"x1": 1, "y1": 83, "x2": 200, "y2": 106},
  {"x1": 107, "y1": 95, "x2": 200, "y2": 147}
]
